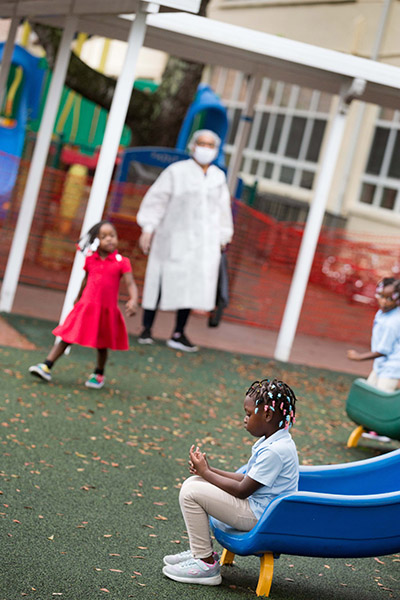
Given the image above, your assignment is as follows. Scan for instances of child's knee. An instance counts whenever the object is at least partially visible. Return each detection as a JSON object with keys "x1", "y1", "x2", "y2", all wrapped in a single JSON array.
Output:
[{"x1": 179, "y1": 476, "x2": 202, "y2": 505}]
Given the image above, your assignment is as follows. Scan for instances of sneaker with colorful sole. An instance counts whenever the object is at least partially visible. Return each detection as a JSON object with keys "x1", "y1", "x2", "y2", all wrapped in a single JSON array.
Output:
[
  {"x1": 29, "y1": 363, "x2": 52, "y2": 382},
  {"x1": 85, "y1": 374, "x2": 105, "y2": 389}
]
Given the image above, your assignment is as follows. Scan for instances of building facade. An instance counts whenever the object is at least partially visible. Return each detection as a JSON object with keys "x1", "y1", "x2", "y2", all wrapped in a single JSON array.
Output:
[
  {"x1": 207, "y1": 0, "x2": 400, "y2": 234},
  {"x1": 3, "y1": 3, "x2": 400, "y2": 235}
]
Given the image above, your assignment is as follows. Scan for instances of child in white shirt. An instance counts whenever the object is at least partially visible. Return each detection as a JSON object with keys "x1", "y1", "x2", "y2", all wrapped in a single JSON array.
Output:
[{"x1": 162, "y1": 378, "x2": 299, "y2": 586}]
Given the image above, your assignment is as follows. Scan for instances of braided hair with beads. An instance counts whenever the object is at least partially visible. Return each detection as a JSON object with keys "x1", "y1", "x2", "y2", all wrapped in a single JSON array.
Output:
[
  {"x1": 246, "y1": 378, "x2": 297, "y2": 430},
  {"x1": 375, "y1": 277, "x2": 400, "y2": 304},
  {"x1": 77, "y1": 220, "x2": 115, "y2": 254}
]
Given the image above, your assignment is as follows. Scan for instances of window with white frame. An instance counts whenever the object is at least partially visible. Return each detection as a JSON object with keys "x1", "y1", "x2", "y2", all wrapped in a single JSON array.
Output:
[
  {"x1": 359, "y1": 108, "x2": 400, "y2": 212},
  {"x1": 209, "y1": 67, "x2": 332, "y2": 191}
]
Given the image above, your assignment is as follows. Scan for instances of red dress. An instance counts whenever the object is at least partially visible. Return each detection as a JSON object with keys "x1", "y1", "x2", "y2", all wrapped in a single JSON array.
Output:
[{"x1": 53, "y1": 250, "x2": 132, "y2": 350}]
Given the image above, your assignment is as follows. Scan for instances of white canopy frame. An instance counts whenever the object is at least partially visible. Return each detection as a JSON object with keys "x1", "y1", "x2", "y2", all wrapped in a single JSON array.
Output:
[
  {"x1": 275, "y1": 81, "x2": 365, "y2": 361},
  {"x1": 0, "y1": 13, "x2": 18, "y2": 106},
  {"x1": 58, "y1": 2, "x2": 156, "y2": 328},
  {"x1": 0, "y1": 14, "x2": 77, "y2": 312},
  {"x1": 0, "y1": 3, "x2": 399, "y2": 361},
  {"x1": 0, "y1": 1, "x2": 200, "y2": 316}
]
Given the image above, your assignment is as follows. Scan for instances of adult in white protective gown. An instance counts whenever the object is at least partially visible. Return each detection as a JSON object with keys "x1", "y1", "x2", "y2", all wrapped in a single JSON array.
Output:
[{"x1": 136, "y1": 129, "x2": 234, "y2": 352}]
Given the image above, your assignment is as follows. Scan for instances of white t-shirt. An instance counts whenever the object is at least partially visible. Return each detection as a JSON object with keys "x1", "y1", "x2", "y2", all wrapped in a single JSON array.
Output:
[
  {"x1": 246, "y1": 429, "x2": 299, "y2": 519},
  {"x1": 372, "y1": 307, "x2": 400, "y2": 379}
]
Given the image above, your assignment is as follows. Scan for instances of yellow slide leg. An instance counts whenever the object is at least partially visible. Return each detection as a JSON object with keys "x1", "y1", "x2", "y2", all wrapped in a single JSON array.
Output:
[
  {"x1": 220, "y1": 548, "x2": 235, "y2": 565},
  {"x1": 256, "y1": 552, "x2": 274, "y2": 596},
  {"x1": 347, "y1": 425, "x2": 365, "y2": 448}
]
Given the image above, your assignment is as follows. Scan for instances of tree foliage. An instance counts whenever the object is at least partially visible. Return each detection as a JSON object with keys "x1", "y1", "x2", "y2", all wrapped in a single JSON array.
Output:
[{"x1": 32, "y1": 0, "x2": 211, "y2": 146}]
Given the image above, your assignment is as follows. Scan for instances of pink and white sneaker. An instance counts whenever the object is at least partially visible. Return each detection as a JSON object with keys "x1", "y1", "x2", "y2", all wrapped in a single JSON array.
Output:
[{"x1": 162, "y1": 556, "x2": 221, "y2": 585}]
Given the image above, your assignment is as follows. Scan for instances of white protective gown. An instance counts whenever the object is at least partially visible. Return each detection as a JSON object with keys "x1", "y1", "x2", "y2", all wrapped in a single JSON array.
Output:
[{"x1": 136, "y1": 158, "x2": 234, "y2": 311}]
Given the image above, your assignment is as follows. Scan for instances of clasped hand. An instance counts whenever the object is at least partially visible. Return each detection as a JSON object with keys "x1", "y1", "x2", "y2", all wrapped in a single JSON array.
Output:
[{"x1": 188, "y1": 444, "x2": 209, "y2": 476}]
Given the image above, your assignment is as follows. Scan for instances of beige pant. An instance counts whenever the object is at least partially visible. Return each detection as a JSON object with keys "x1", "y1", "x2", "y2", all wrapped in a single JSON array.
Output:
[
  {"x1": 179, "y1": 475, "x2": 258, "y2": 559},
  {"x1": 367, "y1": 371, "x2": 398, "y2": 392}
]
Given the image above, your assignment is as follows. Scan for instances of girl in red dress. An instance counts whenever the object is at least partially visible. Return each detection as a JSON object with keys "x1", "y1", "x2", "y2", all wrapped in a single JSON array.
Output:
[{"x1": 29, "y1": 220, "x2": 138, "y2": 389}]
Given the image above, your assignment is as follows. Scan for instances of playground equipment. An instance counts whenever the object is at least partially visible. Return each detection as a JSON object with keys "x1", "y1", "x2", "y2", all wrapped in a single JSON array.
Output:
[
  {"x1": 176, "y1": 83, "x2": 228, "y2": 169},
  {"x1": 210, "y1": 449, "x2": 400, "y2": 596},
  {"x1": 0, "y1": 44, "x2": 45, "y2": 217},
  {"x1": 110, "y1": 146, "x2": 189, "y2": 214},
  {"x1": 111, "y1": 82, "x2": 229, "y2": 211},
  {"x1": 346, "y1": 378, "x2": 400, "y2": 447}
]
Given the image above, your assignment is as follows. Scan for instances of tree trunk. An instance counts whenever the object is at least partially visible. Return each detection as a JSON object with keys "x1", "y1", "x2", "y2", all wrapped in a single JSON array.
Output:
[{"x1": 32, "y1": 0, "x2": 211, "y2": 147}]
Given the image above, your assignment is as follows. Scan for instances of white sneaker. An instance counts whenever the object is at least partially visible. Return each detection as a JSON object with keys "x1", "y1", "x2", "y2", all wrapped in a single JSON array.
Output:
[
  {"x1": 163, "y1": 549, "x2": 218, "y2": 566},
  {"x1": 138, "y1": 329, "x2": 154, "y2": 345},
  {"x1": 85, "y1": 374, "x2": 105, "y2": 389},
  {"x1": 166, "y1": 334, "x2": 198, "y2": 353},
  {"x1": 362, "y1": 431, "x2": 391, "y2": 443},
  {"x1": 29, "y1": 363, "x2": 52, "y2": 382},
  {"x1": 162, "y1": 557, "x2": 221, "y2": 585},
  {"x1": 163, "y1": 549, "x2": 192, "y2": 566}
]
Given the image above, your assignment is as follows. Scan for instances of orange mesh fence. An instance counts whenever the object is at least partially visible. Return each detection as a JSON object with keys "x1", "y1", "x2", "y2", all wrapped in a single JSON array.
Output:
[
  {"x1": 1, "y1": 154, "x2": 398, "y2": 347},
  {"x1": 225, "y1": 201, "x2": 400, "y2": 345}
]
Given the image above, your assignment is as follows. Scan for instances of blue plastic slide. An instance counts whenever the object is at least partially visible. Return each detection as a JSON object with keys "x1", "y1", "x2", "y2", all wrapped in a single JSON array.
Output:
[{"x1": 210, "y1": 450, "x2": 400, "y2": 596}]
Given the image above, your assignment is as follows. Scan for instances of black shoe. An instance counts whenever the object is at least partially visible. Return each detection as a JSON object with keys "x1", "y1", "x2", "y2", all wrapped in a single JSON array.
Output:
[
  {"x1": 138, "y1": 328, "x2": 154, "y2": 345},
  {"x1": 166, "y1": 334, "x2": 198, "y2": 353}
]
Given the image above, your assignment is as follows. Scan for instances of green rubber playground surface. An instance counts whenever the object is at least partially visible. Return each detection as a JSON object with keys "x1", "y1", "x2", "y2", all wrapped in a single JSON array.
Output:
[{"x1": 0, "y1": 314, "x2": 399, "y2": 600}]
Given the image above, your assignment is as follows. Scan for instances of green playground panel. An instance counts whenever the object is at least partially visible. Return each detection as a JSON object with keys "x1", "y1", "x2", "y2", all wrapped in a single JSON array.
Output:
[{"x1": 346, "y1": 378, "x2": 400, "y2": 440}]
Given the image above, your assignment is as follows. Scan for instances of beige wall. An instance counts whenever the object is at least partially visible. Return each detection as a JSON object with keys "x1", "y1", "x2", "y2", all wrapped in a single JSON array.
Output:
[{"x1": 209, "y1": 1, "x2": 400, "y2": 65}]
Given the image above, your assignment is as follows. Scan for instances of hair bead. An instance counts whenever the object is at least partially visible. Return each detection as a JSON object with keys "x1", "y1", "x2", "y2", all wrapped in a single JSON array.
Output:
[{"x1": 247, "y1": 378, "x2": 297, "y2": 430}]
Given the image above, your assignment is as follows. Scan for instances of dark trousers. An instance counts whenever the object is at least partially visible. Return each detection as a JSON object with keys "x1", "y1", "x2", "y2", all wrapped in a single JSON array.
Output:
[
  {"x1": 142, "y1": 288, "x2": 190, "y2": 334},
  {"x1": 143, "y1": 307, "x2": 191, "y2": 335}
]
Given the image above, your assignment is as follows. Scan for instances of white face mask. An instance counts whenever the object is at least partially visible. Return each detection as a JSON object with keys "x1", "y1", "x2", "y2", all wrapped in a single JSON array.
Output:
[{"x1": 192, "y1": 145, "x2": 218, "y2": 166}]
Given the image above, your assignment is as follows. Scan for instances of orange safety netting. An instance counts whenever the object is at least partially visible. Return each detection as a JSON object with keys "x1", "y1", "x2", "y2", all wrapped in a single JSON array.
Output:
[{"x1": 1, "y1": 156, "x2": 399, "y2": 348}]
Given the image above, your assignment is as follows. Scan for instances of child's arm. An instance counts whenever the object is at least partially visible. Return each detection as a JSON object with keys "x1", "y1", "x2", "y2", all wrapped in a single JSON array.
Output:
[
  {"x1": 74, "y1": 274, "x2": 88, "y2": 304},
  {"x1": 189, "y1": 446, "x2": 261, "y2": 499},
  {"x1": 347, "y1": 349, "x2": 384, "y2": 361},
  {"x1": 123, "y1": 272, "x2": 139, "y2": 316}
]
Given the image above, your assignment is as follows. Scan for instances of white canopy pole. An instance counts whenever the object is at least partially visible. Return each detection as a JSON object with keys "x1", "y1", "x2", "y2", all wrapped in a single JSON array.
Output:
[
  {"x1": 274, "y1": 79, "x2": 366, "y2": 362},
  {"x1": 58, "y1": 1, "x2": 156, "y2": 326},
  {"x1": 332, "y1": 0, "x2": 393, "y2": 214},
  {"x1": 0, "y1": 15, "x2": 19, "y2": 107},
  {"x1": 227, "y1": 73, "x2": 262, "y2": 196},
  {"x1": 0, "y1": 15, "x2": 77, "y2": 312}
]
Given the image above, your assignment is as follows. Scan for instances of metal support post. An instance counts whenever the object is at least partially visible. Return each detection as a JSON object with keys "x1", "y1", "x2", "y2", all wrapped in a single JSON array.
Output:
[
  {"x1": 274, "y1": 79, "x2": 366, "y2": 362},
  {"x1": 0, "y1": 15, "x2": 19, "y2": 107},
  {"x1": 0, "y1": 15, "x2": 77, "y2": 312},
  {"x1": 58, "y1": 2, "x2": 157, "y2": 327}
]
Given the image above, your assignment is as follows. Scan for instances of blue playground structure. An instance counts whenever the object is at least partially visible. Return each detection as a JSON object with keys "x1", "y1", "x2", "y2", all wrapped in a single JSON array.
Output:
[
  {"x1": 0, "y1": 44, "x2": 45, "y2": 217},
  {"x1": 110, "y1": 83, "x2": 229, "y2": 213},
  {"x1": 110, "y1": 146, "x2": 190, "y2": 214},
  {"x1": 210, "y1": 450, "x2": 400, "y2": 596},
  {"x1": 176, "y1": 83, "x2": 228, "y2": 169}
]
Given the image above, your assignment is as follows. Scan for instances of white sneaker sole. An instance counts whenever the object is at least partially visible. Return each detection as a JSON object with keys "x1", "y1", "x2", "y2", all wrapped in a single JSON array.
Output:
[
  {"x1": 29, "y1": 366, "x2": 51, "y2": 382},
  {"x1": 85, "y1": 382, "x2": 104, "y2": 389},
  {"x1": 362, "y1": 432, "x2": 391, "y2": 442},
  {"x1": 162, "y1": 566, "x2": 221, "y2": 585},
  {"x1": 138, "y1": 338, "x2": 154, "y2": 345},
  {"x1": 166, "y1": 340, "x2": 198, "y2": 352}
]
